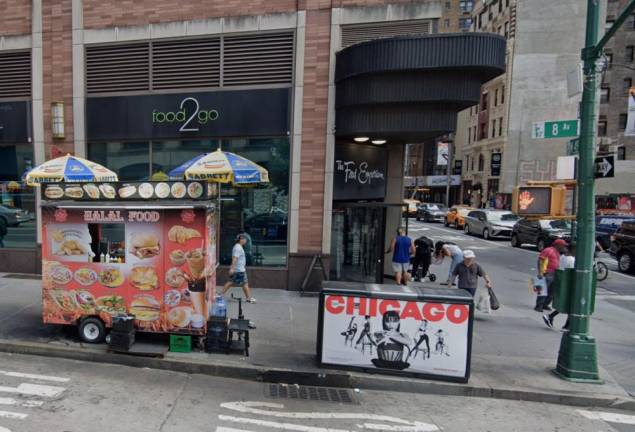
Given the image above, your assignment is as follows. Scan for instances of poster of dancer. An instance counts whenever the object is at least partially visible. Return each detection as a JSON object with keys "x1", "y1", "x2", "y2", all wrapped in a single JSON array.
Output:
[{"x1": 319, "y1": 293, "x2": 473, "y2": 382}]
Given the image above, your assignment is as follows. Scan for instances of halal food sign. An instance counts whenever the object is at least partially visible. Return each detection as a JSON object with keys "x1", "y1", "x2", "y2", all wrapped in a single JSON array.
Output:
[{"x1": 152, "y1": 97, "x2": 219, "y2": 132}]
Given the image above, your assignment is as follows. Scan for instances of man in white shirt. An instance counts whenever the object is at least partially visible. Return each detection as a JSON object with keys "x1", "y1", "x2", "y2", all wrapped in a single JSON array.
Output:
[{"x1": 221, "y1": 233, "x2": 256, "y2": 303}]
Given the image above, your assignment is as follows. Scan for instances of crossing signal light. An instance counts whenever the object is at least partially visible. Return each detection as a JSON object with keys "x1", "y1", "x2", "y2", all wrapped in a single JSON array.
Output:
[{"x1": 512, "y1": 186, "x2": 567, "y2": 216}]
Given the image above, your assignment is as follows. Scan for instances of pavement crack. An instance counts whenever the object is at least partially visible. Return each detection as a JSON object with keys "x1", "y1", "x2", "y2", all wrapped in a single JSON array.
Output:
[{"x1": 158, "y1": 374, "x2": 190, "y2": 431}]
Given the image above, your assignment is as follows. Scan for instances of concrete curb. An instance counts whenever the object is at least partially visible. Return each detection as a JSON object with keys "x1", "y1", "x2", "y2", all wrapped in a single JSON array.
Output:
[{"x1": 0, "y1": 339, "x2": 634, "y2": 411}]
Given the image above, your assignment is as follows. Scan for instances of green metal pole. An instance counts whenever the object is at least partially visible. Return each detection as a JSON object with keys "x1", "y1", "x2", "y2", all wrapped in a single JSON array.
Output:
[{"x1": 554, "y1": 0, "x2": 601, "y2": 382}]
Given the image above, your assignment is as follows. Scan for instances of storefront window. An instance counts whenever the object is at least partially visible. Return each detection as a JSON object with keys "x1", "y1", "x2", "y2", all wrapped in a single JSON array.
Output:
[
  {"x1": 0, "y1": 143, "x2": 36, "y2": 249},
  {"x1": 88, "y1": 137, "x2": 290, "y2": 267},
  {"x1": 88, "y1": 142, "x2": 151, "y2": 181}
]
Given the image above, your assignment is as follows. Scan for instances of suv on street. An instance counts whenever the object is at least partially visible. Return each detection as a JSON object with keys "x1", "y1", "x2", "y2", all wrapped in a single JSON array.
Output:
[
  {"x1": 463, "y1": 210, "x2": 520, "y2": 239},
  {"x1": 416, "y1": 203, "x2": 447, "y2": 222},
  {"x1": 610, "y1": 222, "x2": 635, "y2": 274},
  {"x1": 511, "y1": 218, "x2": 572, "y2": 251},
  {"x1": 445, "y1": 206, "x2": 474, "y2": 230}
]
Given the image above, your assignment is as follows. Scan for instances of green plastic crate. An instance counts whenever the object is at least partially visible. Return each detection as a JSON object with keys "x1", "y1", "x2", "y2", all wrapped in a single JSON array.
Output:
[{"x1": 169, "y1": 334, "x2": 192, "y2": 353}]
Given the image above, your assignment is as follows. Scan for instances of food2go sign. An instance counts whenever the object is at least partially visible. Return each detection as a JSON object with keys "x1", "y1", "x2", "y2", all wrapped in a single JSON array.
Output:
[{"x1": 152, "y1": 97, "x2": 219, "y2": 132}]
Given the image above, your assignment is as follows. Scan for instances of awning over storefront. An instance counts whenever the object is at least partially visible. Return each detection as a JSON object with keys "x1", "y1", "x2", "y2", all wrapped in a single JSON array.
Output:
[{"x1": 334, "y1": 33, "x2": 506, "y2": 141}]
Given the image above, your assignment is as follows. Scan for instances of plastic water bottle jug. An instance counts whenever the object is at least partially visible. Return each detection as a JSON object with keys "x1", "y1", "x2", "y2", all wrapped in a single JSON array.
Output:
[{"x1": 212, "y1": 295, "x2": 227, "y2": 318}]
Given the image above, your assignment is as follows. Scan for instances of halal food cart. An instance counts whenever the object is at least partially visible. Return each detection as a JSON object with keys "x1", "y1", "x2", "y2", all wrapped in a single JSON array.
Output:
[
  {"x1": 40, "y1": 180, "x2": 217, "y2": 343},
  {"x1": 318, "y1": 281, "x2": 474, "y2": 383}
]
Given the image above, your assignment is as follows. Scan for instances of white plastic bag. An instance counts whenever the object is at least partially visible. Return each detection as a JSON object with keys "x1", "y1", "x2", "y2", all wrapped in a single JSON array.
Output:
[
  {"x1": 532, "y1": 276, "x2": 547, "y2": 296},
  {"x1": 475, "y1": 287, "x2": 491, "y2": 313}
]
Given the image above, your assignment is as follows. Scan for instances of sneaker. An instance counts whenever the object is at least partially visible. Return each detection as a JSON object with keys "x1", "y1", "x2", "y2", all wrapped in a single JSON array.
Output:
[
  {"x1": 246, "y1": 297, "x2": 257, "y2": 304},
  {"x1": 534, "y1": 306, "x2": 543, "y2": 312},
  {"x1": 542, "y1": 314, "x2": 553, "y2": 329}
]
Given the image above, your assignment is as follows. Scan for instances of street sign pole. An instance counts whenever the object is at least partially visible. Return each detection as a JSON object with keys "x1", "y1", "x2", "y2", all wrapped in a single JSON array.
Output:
[{"x1": 555, "y1": 0, "x2": 603, "y2": 382}]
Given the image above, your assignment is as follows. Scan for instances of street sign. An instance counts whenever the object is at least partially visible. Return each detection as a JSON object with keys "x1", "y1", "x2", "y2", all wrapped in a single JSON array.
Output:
[
  {"x1": 490, "y1": 152, "x2": 502, "y2": 176},
  {"x1": 594, "y1": 155, "x2": 615, "y2": 179},
  {"x1": 567, "y1": 139, "x2": 579, "y2": 156},
  {"x1": 532, "y1": 120, "x2": 579, "y2": 139}
]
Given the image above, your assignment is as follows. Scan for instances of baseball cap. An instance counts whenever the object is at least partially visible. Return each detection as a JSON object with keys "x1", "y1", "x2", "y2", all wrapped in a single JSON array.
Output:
[
  {"x1": 553, "y1": 239, "x2": 568, "y2": 247},
  {"x1": 463, "y1": 250, "x2": 476, "y2": 259}
]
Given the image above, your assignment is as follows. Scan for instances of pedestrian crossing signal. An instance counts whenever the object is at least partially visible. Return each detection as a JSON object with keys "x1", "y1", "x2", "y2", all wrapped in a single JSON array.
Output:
[{"x1": 512, "y1": 186, "x2": 566, "y2": 216}]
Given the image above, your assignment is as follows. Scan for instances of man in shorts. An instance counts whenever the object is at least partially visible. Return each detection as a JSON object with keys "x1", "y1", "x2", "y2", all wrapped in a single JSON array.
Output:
[
  {"x1": 221, "y1": 233, "x2": 256, "y2": 303},
  {"x1": 386, "y1": 227, "x2": 415, "y2": 285}
]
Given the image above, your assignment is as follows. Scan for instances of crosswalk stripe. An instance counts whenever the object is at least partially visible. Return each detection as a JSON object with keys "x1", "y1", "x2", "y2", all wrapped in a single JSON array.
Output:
[
  {"x1": 577, "y1": 410, "x2": 635, "y2": 425},
  {"x1": 0, "y1": 410, "x2": 27, "y2": 420},
  {"x1": 216, "y1": 427, "x2": 257, "y2": 432},
  {"x1": 0, "y1": 371, "x2": 69, "y2": 383},
  {"x1": 218, "y1": 415, "x2": 349, "y2": 432},
  {"x1": 0, "y1": 398, "x2": 43, "y2": 408},
  {"x1": 0, "y1": 383, "x2": 65, "y2": 398}
]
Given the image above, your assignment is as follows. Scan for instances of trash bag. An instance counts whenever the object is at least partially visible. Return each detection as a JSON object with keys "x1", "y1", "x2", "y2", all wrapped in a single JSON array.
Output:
[{"x1": 488, "y1": 287, "x2": 501, "y2": 310}]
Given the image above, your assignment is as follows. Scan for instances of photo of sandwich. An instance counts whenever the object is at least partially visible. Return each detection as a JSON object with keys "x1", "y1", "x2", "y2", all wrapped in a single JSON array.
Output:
[
  {"x1": 118, "y1": 184, "x2": 136, "y2": 198},
  {"x1": 130, "y1": 266, "x2": 159, "y2": 291},
  {"x1": 138, "y1": 183, "x2": 154, "y2": 199},
  {"x1": 55, "y1": 239, "x2": 87, "y2": 256},
  {"x1": 187, "y1": 182, "x2": 204, "y2": 199},
  {"x1": 130, "y1": 232, "x2": 160, "y2": 259},
  {"x1": 64, "y1": 186, "x2": 84, "y2": 198},
  {"x1": 168, "y1": 225, "x2": 201, "y2": 245},
  {"x1": 83, "y1": 184, "x2": 100, "y2": 199},
  {"x1": 155, "y1": 182, "x2": 170, "y2": 199},
  {"x1": 50, "y1": 289, "x2": 78, "y2": 312},
  {"x1": 99, "y1": 184, "x2": 116, "y2": 199},
  {"x1": 129, "y1": 295, "x2": 160, "y2": 322},
  {"x1": 169, "y1": 249, "x2": 186, "y2": 266},
  {"x1": 44, "y1": 186, "x2": 64, "y2": 199}
]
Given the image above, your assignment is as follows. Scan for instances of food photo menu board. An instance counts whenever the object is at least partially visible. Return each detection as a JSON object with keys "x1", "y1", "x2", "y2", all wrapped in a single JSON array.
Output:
[
  {"x1": 41, "y1": 205, "x2": 215, "y2": 335},
  {"x1": 41, "y1": 181, "x2": 210, "y2": 201}
]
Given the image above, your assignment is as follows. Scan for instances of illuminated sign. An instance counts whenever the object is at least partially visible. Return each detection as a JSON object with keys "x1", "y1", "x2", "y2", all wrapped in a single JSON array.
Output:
[{"x1": 516, "y1": 187, "x2": 551, "y2": 215}]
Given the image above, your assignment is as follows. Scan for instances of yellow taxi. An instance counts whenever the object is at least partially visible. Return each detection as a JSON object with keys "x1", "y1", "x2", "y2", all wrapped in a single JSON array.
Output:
[{"x1": 445, "y1": 206, "x2": 475, "y2": 229}]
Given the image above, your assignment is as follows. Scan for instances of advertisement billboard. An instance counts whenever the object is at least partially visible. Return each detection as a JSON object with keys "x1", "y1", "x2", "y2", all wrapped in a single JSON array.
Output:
[{"x1": 320, "y1": 294, "x2": 472, "y2": 380}]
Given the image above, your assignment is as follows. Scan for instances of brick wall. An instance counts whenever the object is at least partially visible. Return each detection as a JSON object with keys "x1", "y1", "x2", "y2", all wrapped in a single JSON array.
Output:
[
  {"x1": 82, "y1": 0, "x2": 299, "y2": 29},
  {"x1": 297, "y1": 7, "x2": 331, "y2": 252},
  {"x1": 42, "y1": 0, "x2": 74, "y2": 158},
  {"x1": 0, "y1": 0, "x2": 31, "y2": 36}
]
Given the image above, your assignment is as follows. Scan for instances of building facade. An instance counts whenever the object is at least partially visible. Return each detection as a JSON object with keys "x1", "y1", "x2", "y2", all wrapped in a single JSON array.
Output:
[
  {"x1": 0, "y1": 0, "x2": 503, "y2": 287},
  {"x1": 455, "y1": 0, "x2": 591, "y2": 207}
]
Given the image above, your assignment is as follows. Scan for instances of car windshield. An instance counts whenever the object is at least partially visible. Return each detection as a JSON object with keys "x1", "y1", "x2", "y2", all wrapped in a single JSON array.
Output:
[
  {"x1": 539, "y1": 220, "x2": 571, "y2": 230},
  {"x1": 427, "y1": 204, "x2": 444, "y2": 211},
  {"x1": 489, "y1": 212, "x2": 519, "y2": 222}
]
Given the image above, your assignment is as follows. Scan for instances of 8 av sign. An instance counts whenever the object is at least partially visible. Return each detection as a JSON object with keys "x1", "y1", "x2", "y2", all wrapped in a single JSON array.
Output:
[
  {"x1": 595, "y1": 155, "x2": 615, "y2": 179},
  {"x1": 532, "y1": 120, "x2": 580, "y2": 139}
]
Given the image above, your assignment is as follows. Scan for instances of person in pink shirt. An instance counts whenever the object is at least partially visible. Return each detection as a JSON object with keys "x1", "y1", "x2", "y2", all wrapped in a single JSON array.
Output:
[{"x1": 535, "y1": 239, "x2": 568, "y2": 312}]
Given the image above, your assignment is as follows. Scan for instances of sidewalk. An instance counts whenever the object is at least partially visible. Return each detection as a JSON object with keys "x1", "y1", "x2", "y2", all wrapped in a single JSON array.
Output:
[{"x1": 0, "y1": 275, "x2": 633, "y2": 411}]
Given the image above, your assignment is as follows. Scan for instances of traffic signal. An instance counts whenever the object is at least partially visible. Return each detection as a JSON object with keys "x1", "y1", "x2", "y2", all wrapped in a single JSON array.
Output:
[{"x1": 512, "y1": 186, "x2": 567, "y2": 216}]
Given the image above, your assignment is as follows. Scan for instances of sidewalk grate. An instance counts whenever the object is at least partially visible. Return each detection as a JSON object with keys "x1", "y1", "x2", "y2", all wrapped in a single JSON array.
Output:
[
  {"x1": 2, "y1": 274, "x2": 41, "y2": 280},
  {"x1": 265, "y1": 383, "x2": 357, "y2": 404}
]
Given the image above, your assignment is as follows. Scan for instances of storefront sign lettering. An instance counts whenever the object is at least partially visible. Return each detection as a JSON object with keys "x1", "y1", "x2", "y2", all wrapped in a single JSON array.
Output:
[
  {"x1": 335, "y1": 160, "x2": 385, "y2": 185},
  {"x1": 84, "y1": 210, "x2": 125, "y2": 222},
  {"x1": 128, "y1": 211, "x2": 161, "y2": 223},
  {"x1": 152, "y1": 97, "x2": 219, "y2": 132},
  {"x1": 324, "y1": 295, "x2": 469, "y2": 324}
]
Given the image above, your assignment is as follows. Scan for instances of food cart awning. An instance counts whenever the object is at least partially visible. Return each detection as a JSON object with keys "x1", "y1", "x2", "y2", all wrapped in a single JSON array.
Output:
[{"x1": 41, "y1": 200, "x2": 213, "y2": 210}]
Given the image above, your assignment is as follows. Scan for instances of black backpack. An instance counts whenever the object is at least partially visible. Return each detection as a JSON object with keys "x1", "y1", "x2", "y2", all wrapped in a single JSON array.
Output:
[{"x1": 414, "y1": 236, "x2": 433, "y2": 255}]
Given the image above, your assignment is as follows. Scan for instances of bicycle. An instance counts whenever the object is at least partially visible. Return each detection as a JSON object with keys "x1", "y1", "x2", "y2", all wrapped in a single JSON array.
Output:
[{"x1": 594, "y1": 259, "x2": 609, "y2": 282}]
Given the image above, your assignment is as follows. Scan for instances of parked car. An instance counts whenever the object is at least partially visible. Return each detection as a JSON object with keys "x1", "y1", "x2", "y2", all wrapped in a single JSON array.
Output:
[
  {"x1": 463, "y1": 210, "x2": 520, "y2": 239},
  {"x1": 0, "y1": 205, "x2": 32, "y2": 227},
  {"x1": 610, "y1": 221, "x2": 635, "y2": 274},
  {"x1": 403, "y1": 199, "x2": 421, "y2": 218},
  {"x1": 445, "y1": 206, "x2": 474, "y2": 229},
  {"x1": 510, "y1": 218, "x2": 572, "y2": 251},
  {"x1": 416, "y1": 203, "x2": 447, "y2": 222},
  {"x1": 596, "y1": 215, "x2": 635, "y2": 250}
]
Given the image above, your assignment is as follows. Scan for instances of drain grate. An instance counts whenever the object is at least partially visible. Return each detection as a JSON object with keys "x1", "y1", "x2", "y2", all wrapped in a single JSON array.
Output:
[
  {"x1": 266, "y1": 383, "x2": 357, "y2": 404},
  {"x1": 2, "y1": 273, "x2": 41, "y2": 280}
]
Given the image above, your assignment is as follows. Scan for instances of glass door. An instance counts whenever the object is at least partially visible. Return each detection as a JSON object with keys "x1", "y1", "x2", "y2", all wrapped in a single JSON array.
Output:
[{"x1": 330, "y1": 206, "x2": 385, "y2": 283}]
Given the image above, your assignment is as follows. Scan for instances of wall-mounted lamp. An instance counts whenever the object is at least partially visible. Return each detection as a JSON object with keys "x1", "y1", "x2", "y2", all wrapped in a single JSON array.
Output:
[
  {"x1": 353, "y1": 137, "x2": 369, "y2": 143},
  {"x1": 51, "y1": 102, "x2": 65, "y2": 139},
  {"x1": 371, "y1": 139, "x2": 386, "y2": 145}
]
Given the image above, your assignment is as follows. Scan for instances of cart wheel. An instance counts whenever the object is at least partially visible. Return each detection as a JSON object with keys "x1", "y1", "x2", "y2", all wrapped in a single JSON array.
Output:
[
  {"x1": 78, "y1": 317, "x2": 106, "y2": 344},
  {"x1": 429, "y1": 273, "x2": 437, "y2": 282}
]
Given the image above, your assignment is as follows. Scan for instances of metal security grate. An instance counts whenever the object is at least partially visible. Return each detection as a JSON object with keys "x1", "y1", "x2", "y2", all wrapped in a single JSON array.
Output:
[
  {"x1": 86, "y1": 43, "x2": 150, "y2": 93},
  {"x1": 341, "y1": 20, "x2": 433, "y2": 48},
  {"x1": 0, "y1": 51, "x2": 31, "y2": 99},
  {"x1": 266, "y1": 383, "x2": 357, "y2": 404},
  {"x1": 152, "y1": 37, "x2": 221, "y2": 90},
  {"x1": 86, "y1": 32, "x2": 294, "y2": 94},
  {"x1": 223, "y1": 32, "x2": 294, "y2": 86}
]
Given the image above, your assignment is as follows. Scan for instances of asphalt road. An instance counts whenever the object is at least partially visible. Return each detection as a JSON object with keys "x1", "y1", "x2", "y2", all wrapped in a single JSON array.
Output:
[
  {"x1": 0, "y1": 352, "x2": 633, "y2": 432},
  {"x1": 407, "y1": 219, "x2": 635, "y2": 396}
]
